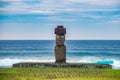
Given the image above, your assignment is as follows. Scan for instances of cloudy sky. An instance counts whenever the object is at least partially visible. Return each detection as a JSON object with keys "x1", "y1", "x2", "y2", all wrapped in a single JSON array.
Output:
[{"x1": 0, "y1": 0, "x2": 120, "y2": 40}]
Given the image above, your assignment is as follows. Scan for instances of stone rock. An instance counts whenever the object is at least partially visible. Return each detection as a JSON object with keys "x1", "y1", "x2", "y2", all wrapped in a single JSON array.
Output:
[
  {"x1": 55, "y1": 45, "x2": 66, "y2": 63},
  {"x1": 54, "y1": 26, "x2": 66, "y2": 63}
]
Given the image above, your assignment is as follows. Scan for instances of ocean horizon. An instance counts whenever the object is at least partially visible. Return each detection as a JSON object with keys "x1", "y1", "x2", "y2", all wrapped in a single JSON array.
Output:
[{"x1": 0, "y1": 40, "x2": 120, "y2": 69}]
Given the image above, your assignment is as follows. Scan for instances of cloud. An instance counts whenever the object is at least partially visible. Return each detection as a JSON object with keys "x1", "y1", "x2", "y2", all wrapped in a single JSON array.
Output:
[
  {"x1": 1, "y1": 0, "x2": 22, "y2": 3},
  {"x1": 0, "y1": 0, "x2": 120, "y2": 15},
  {"x1": 29, "y1": 10, "x2": 55, "y2": 14},
  {"x1": 0, "y1": 0, "x2": 120, "y2": 24},
  {"x1": 69, "y1": 0, "x2": 120, "y2": 6},
  {"x1": 1, "y1": 0, "x2": 21, "y2": 2},
  {"x1": 41, "y1": 16, "x2": 77, "y2": 22},
  {"x1": 109, "y1": 15, "x2": 120, "y2": 23},
  {"x1": 111, "y1": 19, "x2": 120, "y2": 23}
]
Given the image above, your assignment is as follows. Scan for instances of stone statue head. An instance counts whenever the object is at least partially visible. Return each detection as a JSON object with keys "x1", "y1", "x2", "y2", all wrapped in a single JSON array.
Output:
[{"x1": 56, "y1": 35, "x2": 65, "y2": 46}]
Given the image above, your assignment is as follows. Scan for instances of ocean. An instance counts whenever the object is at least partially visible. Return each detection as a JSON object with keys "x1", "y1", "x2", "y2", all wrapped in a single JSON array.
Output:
[{"x1": 0, "y1": 40, "x2": 120, "y2": 69}]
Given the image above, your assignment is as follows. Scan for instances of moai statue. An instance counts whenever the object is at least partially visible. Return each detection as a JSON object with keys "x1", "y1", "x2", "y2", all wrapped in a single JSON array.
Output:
[{"x1": 54, "y1": 25, "x2": 66, "y2": 63}]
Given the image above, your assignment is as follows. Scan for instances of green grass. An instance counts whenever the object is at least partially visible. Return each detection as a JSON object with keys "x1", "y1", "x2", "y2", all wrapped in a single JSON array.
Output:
[{"x1": 0, "y1": 68, "x2": 120, "y2": 80}]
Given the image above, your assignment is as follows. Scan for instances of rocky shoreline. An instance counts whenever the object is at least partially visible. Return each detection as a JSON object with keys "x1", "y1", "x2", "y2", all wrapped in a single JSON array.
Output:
[{"x1": 13, "y1": 62, "x2": 112, "y2": 69}]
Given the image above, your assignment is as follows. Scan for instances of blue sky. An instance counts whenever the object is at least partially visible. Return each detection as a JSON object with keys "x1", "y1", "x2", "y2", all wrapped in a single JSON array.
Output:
[{"x1": 0, "y1": 0, "x2": 120, "y2": 40}]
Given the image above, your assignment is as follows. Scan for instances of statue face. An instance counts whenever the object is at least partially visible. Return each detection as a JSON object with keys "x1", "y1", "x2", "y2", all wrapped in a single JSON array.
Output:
[{"x1": 56, "y1": 35, "x2": 65, "y2": 46}]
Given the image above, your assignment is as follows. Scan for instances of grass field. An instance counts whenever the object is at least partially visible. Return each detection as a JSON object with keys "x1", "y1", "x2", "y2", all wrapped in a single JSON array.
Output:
[{"x1": 0, "y1": 68, "x2": 120, "y2": 80}]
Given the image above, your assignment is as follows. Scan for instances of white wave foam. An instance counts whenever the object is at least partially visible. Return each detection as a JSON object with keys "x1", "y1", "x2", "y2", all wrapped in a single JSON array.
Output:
[
  {"x1": 67, "y1": 56, "x2": 120, "y2": 69},
  {"x1": 0, "y1": 57, "x2": 120, "y2": 69},
  {"x1": 67, "y1": 56, "x2": 100, "y2": 63},
  {"x1": 0, "y1": 58, "x2": 55, "y2": 68},
  {"x1": 112, "y1": 60, "x2": 120, "y2": 69}
]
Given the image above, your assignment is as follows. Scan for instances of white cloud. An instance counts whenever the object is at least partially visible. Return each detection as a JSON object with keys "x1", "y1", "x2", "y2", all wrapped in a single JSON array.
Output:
[
  {"x1": 63, "y1": 8, "x2": 120, "y2": 12},
  {"x1": 111, "y1": 19, "x2": 120, "y2": 23},
  {"x1": 110, "y1": 15, "x2": 120, "y2": 23},
  {"x1": 69, "y1": 0, "x2": 120, "y2": 6},
  {"x1": 0, "y1": 2, "x2": 29, "y2": 14},
  {"x1": 1, "y1": 0, "x2": 22, "y2": 2},
  {"x1": 29, "y1": 10, "x2": 55, "y2": 14},
  {"x1": 0, "y1": 0, "x2": 119, "y2": 14},
  {"x1": 48, "y1": 17, "x2": 77, "y2": 22},
  {"x1": 0, "y1": 0, "x2": 120, "y2": 24}
]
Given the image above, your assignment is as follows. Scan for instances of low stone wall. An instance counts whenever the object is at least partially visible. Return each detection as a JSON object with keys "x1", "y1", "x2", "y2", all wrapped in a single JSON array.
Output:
[{"x1": 13, "y1": 62, "x2": 112, "y2": 69}]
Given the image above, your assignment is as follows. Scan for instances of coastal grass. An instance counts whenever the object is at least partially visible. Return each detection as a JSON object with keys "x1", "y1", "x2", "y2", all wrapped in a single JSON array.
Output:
[{"x1": 0, "y1": 68, "x2": 120, "y2": 80}]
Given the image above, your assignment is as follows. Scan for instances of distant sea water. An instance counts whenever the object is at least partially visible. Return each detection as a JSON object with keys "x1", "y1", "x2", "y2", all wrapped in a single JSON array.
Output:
[{"x1": 0, "y1": 40, "x2": 120, "y2": 69}]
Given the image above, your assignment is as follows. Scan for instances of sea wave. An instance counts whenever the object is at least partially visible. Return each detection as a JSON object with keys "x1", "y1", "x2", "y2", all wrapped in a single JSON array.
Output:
[
  {"x1": 0, "y1": 57, "x2": 120, "y2": 69},
  {"x1": 0, "y1": 58, "x2": 55, "y2": 68}
]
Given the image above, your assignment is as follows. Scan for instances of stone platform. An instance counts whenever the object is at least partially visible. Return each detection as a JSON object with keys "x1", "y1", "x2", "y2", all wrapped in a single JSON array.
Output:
[{"x1": 13, "y1": 62, "x2": 112, "y2": 69}]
